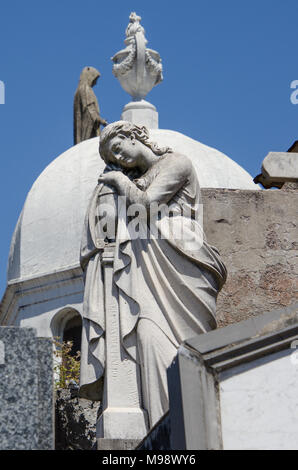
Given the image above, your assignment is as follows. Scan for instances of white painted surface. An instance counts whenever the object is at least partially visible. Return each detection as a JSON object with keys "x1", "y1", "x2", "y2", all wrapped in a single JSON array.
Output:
[
  {"x1": 19, "y1": 299, "x2": 83, "y2": 338},
  {"x1": 220, "y1": 349, "x2": 298, "y2": 450},
  {"x1": 7, "y1": 138, "x2": 101, "y2": 283},
  {"x1": 121, "y1": 100, "x2": 158, "y2": 129},
  {"x1": 1, "y1": 266, "x2": 84, "y2": 341}
]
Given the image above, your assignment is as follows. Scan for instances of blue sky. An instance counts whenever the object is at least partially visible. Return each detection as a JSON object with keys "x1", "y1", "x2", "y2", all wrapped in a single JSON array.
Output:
[{"x1": 0, "y1": 0, "x2": 298, "y2": 298}]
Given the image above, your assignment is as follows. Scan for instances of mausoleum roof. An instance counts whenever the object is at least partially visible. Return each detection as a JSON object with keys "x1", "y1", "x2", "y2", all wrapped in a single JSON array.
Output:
[{"x1": 7, "y1": 129, "x2": 259, "y2": 283}]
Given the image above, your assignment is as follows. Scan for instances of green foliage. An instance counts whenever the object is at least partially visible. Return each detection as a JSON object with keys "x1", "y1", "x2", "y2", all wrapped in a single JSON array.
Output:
[{"x1": 53, "y1": 338, "x2": 80, "y2": 390}]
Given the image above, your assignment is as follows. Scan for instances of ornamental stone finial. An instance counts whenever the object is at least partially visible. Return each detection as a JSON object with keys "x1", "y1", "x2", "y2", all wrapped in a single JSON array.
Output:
[
  {"x1": 111, "y1": 12, "x2": 163, "y2": 128},
  {"x1": 125, "y1": 12, "x2": 146, "y2": 45}
]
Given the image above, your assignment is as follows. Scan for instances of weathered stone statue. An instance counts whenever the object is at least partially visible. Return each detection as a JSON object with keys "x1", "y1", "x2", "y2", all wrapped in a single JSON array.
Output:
[
  {"x1": 79, "y1": 121, "x2": 227, "y2": 446},
  {"x1": 73, "y1": 66, "x2": 107, "y2": 144}
]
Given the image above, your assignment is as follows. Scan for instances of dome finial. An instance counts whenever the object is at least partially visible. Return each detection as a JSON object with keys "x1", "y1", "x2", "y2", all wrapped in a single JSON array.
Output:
[
  {"x1": 112, "y1": 12, "x2": 162, "y2": 101},
  {"x1": 111, "y1": 12, "x2": 163, "y2": 129},
  {"x1": 125, "y1": 12, "x2": 145, "y2": 42}
]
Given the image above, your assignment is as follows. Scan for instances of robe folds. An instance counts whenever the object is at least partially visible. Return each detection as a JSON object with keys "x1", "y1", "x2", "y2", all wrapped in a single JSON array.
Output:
[{"x1": 79, "y1": 152, "x2": 227, "y2": 425}]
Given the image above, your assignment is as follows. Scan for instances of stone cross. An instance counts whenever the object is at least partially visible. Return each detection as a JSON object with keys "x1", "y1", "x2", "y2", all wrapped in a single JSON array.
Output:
[{"x1": 97, "y1": 245, "x2": 148, "y2": 450}]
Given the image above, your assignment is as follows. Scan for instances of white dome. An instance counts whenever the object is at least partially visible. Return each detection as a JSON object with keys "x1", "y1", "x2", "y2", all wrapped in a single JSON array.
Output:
[{"x1": 7, "y1": 129, "x2": 258, "y2": 283}]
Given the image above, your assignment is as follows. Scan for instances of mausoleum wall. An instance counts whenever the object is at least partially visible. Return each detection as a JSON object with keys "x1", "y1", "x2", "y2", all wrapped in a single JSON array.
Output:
[{"x1": 202, "y1": 188, "x2": 298, "y2": 327}]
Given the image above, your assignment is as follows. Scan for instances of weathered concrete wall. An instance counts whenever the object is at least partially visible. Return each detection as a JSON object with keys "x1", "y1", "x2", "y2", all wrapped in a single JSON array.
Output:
[{"x1": 202, "y1": 188, "x2": 298, "y2": 327}]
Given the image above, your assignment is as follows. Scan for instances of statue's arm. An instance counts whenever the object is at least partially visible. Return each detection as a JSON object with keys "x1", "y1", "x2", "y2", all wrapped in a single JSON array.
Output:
[
  {"x1": 134, "y1": 156, "x2": 192, "y2": 207},
  {"x1": 99, "y1": 155, "x2": 192, "y2": 207},
  {"x1": 98, "y1": 116, "x2": 108, "y2": 126}
]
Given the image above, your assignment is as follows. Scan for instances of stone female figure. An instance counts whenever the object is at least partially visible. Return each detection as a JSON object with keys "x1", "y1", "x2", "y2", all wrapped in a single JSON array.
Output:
[
  {"x1": 73, "y1": 66, "x2": 107, "y2": 144},
  {"x1": 79, "y1": 121, "x2": 227, "y2": 429}
]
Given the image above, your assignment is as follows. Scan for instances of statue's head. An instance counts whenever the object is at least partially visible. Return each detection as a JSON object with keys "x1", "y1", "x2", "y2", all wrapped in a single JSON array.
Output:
[
  {"x1": 79, "y1": 66, "x2": 100, "y2": 87},
  {"x1": 99, "y1": 121, "x2": 172, "y2": 169}
]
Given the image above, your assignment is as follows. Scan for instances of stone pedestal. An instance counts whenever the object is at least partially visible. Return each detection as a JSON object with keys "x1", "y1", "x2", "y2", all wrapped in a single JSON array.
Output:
[
  {"x1": 121, "y1": 100, "x2": 158, "y2": 129},
  {"x1": 97, "y1": 246, "x2": 148, "y2": 450}
]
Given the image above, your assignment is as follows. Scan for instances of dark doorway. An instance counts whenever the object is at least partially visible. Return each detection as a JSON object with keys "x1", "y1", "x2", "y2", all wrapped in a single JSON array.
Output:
[{"x1": 62, "y1": 314, "x2": 82, "y2": 357}]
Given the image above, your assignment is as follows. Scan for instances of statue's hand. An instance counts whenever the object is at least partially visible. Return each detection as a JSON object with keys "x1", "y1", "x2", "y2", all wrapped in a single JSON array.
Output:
[{"x1": 98, "y1": 171, "x2": 128, "y2": 193}]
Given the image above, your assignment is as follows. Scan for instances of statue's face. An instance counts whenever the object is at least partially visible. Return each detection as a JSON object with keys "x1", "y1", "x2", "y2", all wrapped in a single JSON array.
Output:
[{"x1": 105, "y1": 134, "x2": 143, "y2": 170}]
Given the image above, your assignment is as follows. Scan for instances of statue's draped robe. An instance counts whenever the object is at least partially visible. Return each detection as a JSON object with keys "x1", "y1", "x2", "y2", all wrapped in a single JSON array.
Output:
[
  {"x1": 79, "y1": 153, "x2": 227, "y2": 427},
  {"x1": 73, "y1": 67, "x2": 102, "y2": 144}
]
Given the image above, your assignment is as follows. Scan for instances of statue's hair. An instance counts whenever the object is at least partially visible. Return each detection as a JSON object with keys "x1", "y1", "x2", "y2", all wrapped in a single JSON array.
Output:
[{"x1": 99, "y1": 120, "x2": 173, "y2": 164}]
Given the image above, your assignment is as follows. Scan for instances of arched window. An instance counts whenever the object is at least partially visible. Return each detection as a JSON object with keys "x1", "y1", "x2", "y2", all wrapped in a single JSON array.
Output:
[
  {"x1": 51, "y1": 308, "x2": 82, "y2": 387},
  {"x1": 51, "y1": 308, "x2": 82, "y2": 349}
]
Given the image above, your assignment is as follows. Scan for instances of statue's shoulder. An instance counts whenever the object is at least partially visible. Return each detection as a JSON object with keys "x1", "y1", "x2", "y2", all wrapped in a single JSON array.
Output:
[{"x1": 162, "y1": 152, "x2": 193, "y2": 176}]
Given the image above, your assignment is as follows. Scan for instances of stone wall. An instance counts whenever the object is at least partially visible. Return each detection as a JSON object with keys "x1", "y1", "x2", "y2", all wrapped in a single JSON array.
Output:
[{"x1": 202, "y1": 188, "x2": 298, "y2": 327}]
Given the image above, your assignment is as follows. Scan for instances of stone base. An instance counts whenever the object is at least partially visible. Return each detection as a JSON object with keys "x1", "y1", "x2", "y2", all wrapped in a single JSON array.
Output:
[
  {"x1": 97, "y1": 438, "x2": 140, "y2": 450},
  {"x1": 121, "y1": 100, "x2": 158, "y2": 129},
  {"x1": 97, "y1": 406, "x2": 148, "y2": 437}
]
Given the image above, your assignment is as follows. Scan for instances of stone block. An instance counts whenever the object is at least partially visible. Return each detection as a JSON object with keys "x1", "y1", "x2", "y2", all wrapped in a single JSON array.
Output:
[
  {"x1": 0, "y1": 327, "x2": 54, "y2": 450},
  {"x1": 263, "y1": 152, "x2": 298, "y2": 181},
  {"x1": 255, "y1": 152, "x2": 298, "y2": 187},
  {"x1": 121, "y1": 100, "x2": 158, "y2": 129}
]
